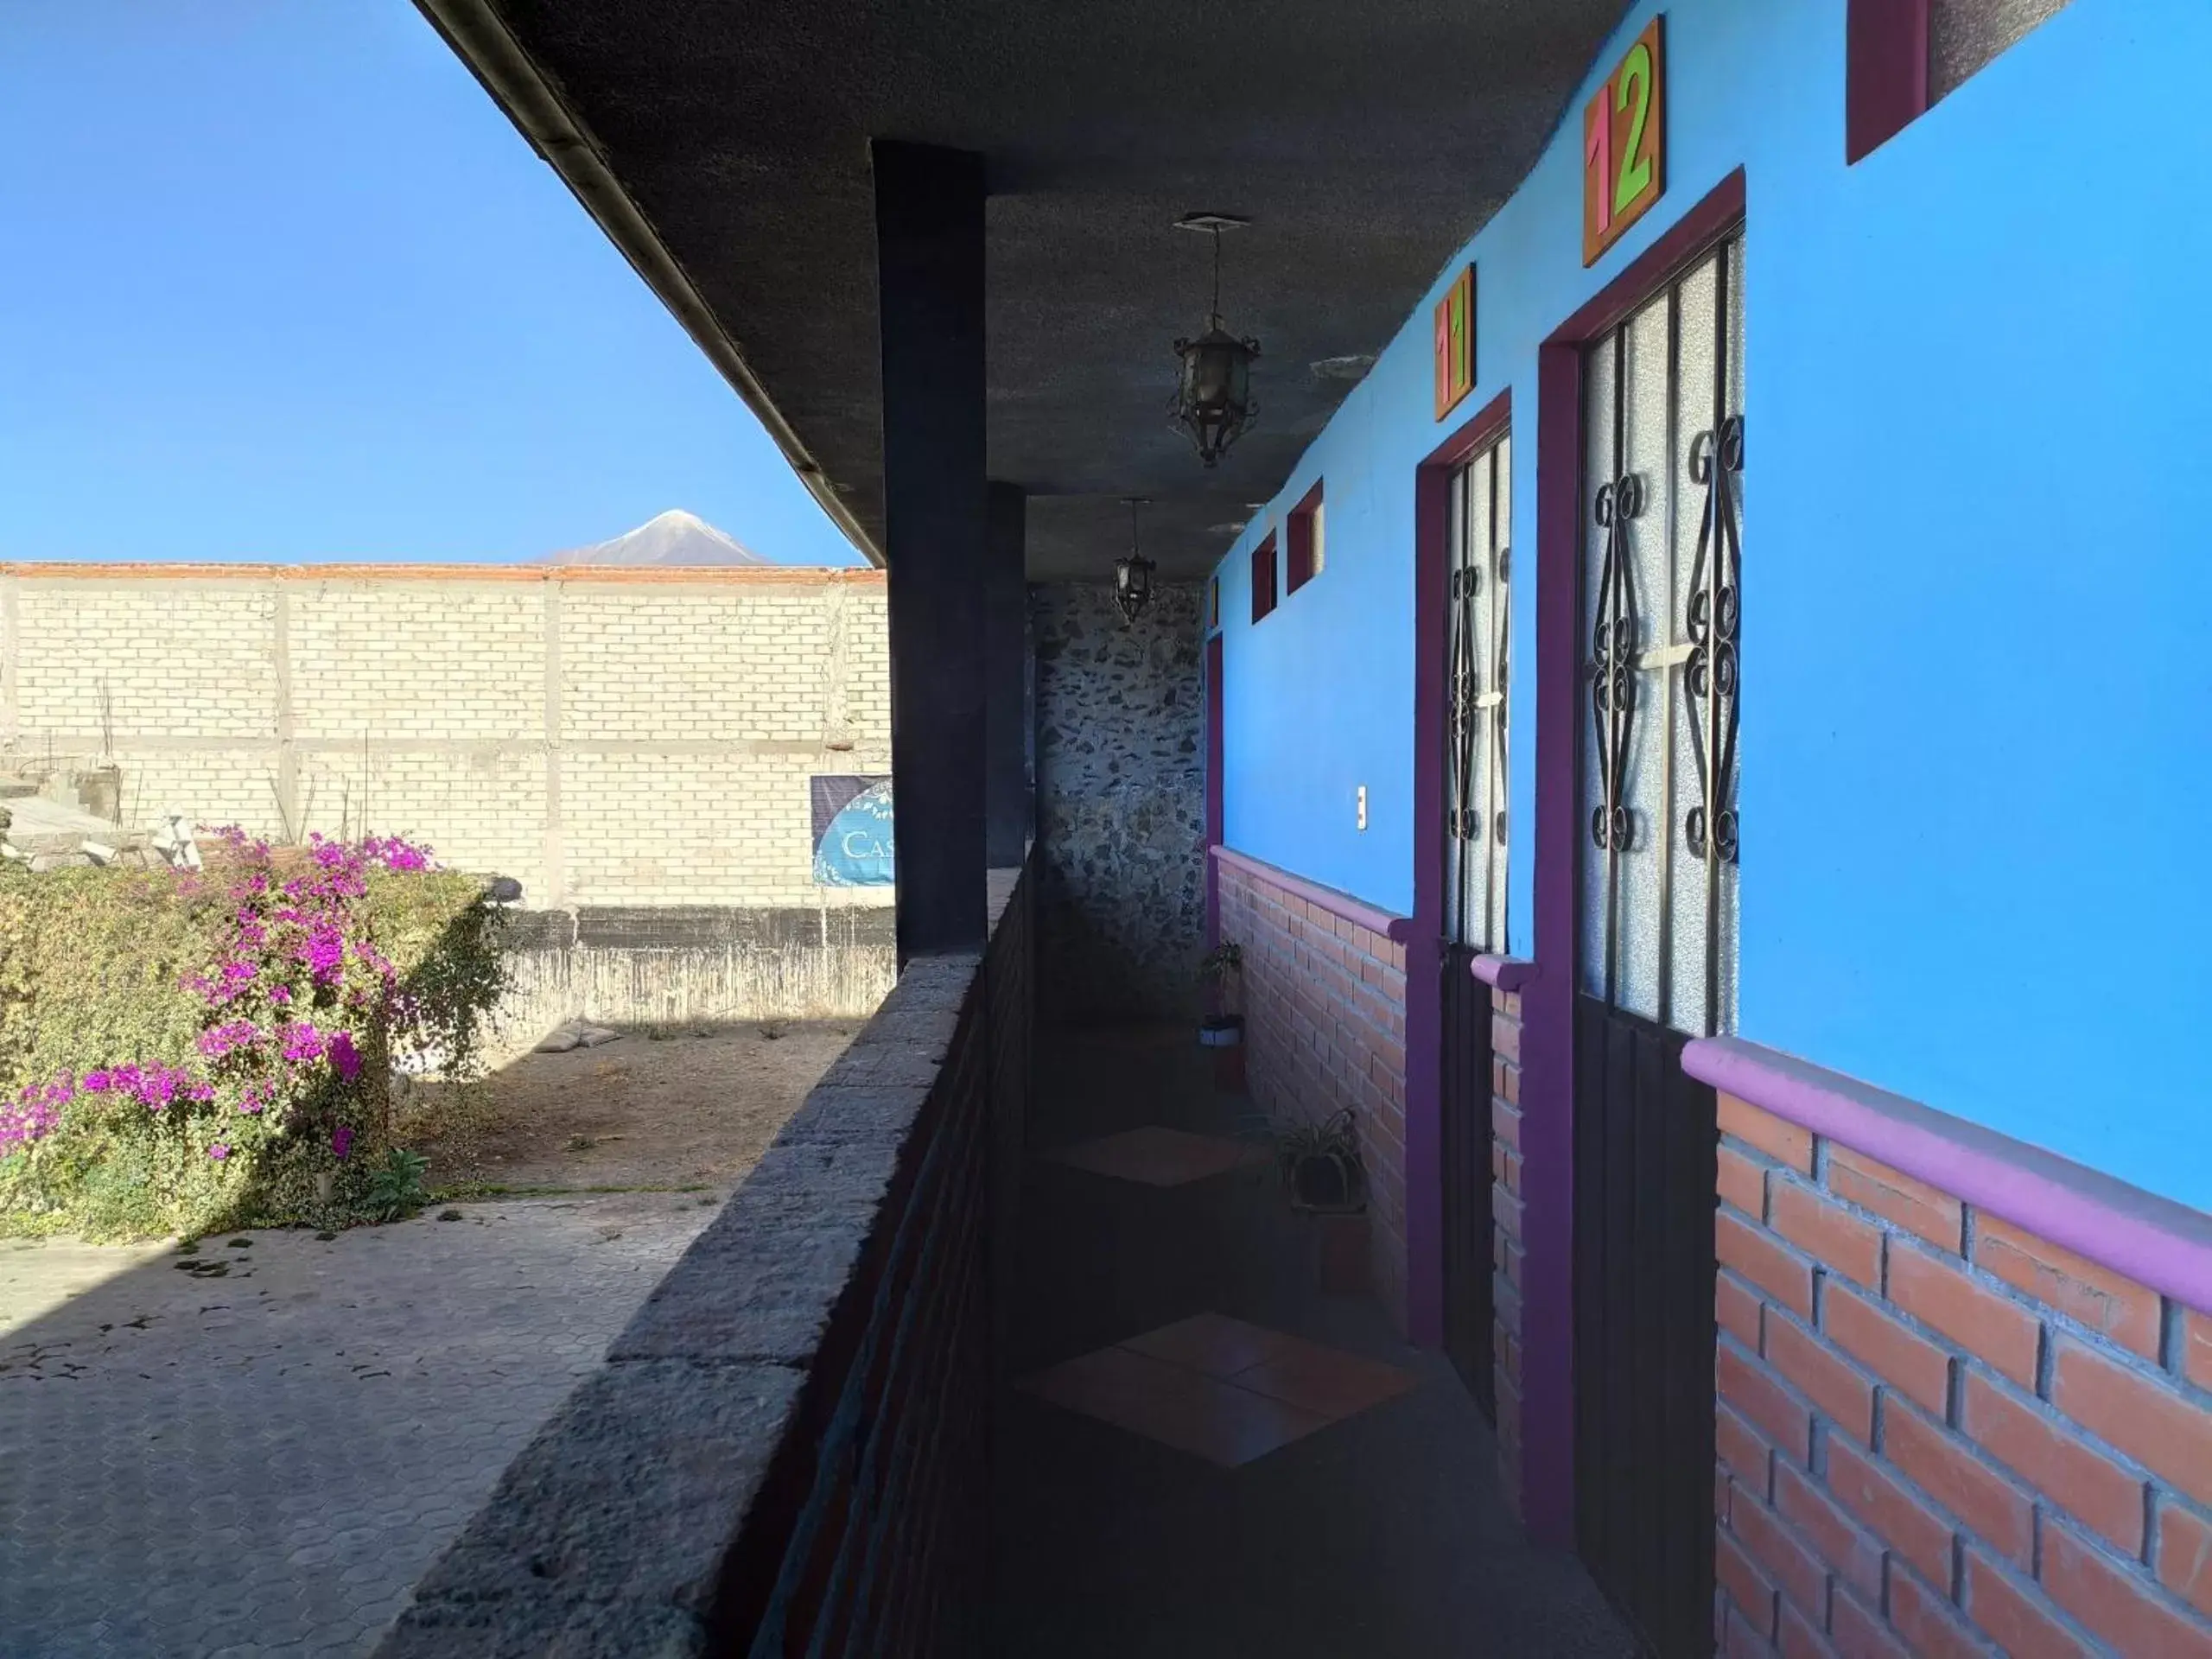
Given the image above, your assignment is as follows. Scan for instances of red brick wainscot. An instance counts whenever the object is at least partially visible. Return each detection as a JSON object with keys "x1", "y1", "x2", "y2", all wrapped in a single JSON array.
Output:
[
  {"x1": 1212, "y1": 849, "x2": 1411, "y2": 1331},
  {"x1": 1686, "y1": 1039, "x2": 2212, "y2": 1658},
  {"x1": 1480, "y1": 957, "x2": 1531, "y2": 1522}
]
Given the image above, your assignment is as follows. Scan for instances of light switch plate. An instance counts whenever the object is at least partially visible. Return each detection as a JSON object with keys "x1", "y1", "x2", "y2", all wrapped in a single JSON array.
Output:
[{"x1": 1357, "y1": 785, "x2": 1368, "y2": 830}]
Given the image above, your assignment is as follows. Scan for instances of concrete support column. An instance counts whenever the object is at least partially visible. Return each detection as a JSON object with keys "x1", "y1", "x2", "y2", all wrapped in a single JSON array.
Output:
[
  {"x1": 874, "y1": 139, "x2": 988, "y2": 964},
  {"x1": 984, "y1": 482, "x2": 1030, "y2": 868}
]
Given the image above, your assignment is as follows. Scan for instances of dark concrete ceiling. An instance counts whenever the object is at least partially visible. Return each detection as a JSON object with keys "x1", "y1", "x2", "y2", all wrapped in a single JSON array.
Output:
[{"x1": 423, "y1": 0, "x2": 1629, "y2": 580}]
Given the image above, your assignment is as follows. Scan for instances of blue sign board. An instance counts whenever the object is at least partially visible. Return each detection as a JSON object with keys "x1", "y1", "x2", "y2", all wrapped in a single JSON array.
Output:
[{"x1": 811, "y1": 775, "x2": 894, "y2": 887}]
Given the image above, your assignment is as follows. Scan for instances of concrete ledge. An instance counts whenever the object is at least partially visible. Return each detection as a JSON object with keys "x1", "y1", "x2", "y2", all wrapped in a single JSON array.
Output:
[
  {"x1": 377, "y1": 938, "x2": 997, "y2": 1655},
  {"x1": 1685, "y1": 1034, "x2": 2212, "y2": 1315},
  {"x1": 1, "y1": 562, "x2": 887, "y2": 587},
  {"x1": 378, "y1": 1359, "x2": 804, "y2": 1658},
  {"x1": 569, "y1": 906, "x2": 895, "y2": 951}
]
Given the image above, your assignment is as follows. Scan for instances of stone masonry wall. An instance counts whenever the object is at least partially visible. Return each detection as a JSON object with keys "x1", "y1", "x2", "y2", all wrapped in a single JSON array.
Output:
[
  {"x1": 1217, "y1": 856, "x2": 1411, "y2": 1334},
  {"x1": 1489, "y1": 987, "x2": 1528, "y2": 1523},
  {"x1": 0, "y1": 565, "x2": 890, "y2": 910},
  {"x1": 1032, "y1": 582, "x2": 1205, "y2": 1023},
  {"x1": 1713, "y1": 1092, "x2": 2212, "y2": 1656}
]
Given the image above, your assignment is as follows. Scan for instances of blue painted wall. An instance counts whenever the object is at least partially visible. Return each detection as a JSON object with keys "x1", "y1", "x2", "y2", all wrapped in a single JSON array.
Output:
[{"x1": 1217, "y1": 0, "x2": 2212, "y2": 1211}]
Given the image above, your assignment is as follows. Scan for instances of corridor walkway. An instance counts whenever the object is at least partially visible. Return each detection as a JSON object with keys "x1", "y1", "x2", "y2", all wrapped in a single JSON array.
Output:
[{"x1": 992, "y1": 1026, "x2": 1639, "y2": 1658}]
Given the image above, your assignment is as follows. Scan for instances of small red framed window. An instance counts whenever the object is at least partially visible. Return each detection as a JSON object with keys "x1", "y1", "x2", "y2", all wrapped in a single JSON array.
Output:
[
  {"x1": 1849, "y1": 0, "x2": 2074, "y2": 163},
  {"x1": 1251, "y1": 533, "x2": 1279, "y2": 623},
  {"x1": 1285, "y1": 482, "x2": 1325, "y2": 594},
  {"x1": 1847, "y1": 0, "x2": 1929, "y2": 164}
]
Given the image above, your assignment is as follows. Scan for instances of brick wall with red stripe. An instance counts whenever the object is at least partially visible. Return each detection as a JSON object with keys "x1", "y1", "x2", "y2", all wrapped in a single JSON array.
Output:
[
  {"x1": 1712, "y1": 1094, "x2": 2212, "y2": 1657},
  {"x1": 1217, "y1": 859, "x2": 1410, "y2": 1331},
  {"x1": 1491, "y1": 988, "x2": 1528, "y2": 1522}
]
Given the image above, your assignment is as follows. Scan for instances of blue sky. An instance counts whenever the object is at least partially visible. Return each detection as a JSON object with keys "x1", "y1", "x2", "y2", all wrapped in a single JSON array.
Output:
[{"x1": 0, "y1": 3, "x2": 860, "y2": 566}]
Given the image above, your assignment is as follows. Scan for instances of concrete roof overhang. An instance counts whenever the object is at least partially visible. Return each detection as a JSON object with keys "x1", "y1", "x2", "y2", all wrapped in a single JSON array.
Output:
[{"x1": 416, "y1": 0, "x2": 1629, "y2": 580}]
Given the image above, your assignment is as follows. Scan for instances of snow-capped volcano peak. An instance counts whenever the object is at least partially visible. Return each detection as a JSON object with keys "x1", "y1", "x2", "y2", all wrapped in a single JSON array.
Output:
[{"x1": 554, "y1": 509, "x2": 765, "y2": 566}]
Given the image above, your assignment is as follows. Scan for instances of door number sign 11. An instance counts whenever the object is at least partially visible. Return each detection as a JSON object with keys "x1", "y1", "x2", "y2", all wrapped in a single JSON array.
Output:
[{"x1": 1582, "y1": 16, "x2": 1666, "y2": 267}]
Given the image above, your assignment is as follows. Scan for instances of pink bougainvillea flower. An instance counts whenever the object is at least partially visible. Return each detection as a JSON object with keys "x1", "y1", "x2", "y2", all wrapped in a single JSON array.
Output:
[
  {"x1": 207, "y1": 1143, "x2": 230, "y2": 1161},
  {"x1": 0, "y1": 1097, "x2": 60, "y2": 1151},
  {"x1": 299, "y1": 925, "x2": 346, "y2": 986},
  {"x1": 328, "y1": 1031, "x2": 362, "y2": 1083},
  {"x1": 137, "y1": 1067, "x2": 188, "y2": 1109},
  {"x1": 198, "y1": 1020, "x2": 264, "y2": 1062},
  {"x1": 278, "y1": 1021, "x2": 327, "y2": 1065},
  {"x1": 332, "y1": 1124, "x2": 354, "y2": 1161},
  {"x1": 363, "y1": 834, "x2": 434, "y2": 873}
]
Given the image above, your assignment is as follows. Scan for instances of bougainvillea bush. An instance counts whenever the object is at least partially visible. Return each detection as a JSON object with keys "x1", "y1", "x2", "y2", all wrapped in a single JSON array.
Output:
[{"x1": 0, "y1": 831, "x2": 507, "y2": 1240}]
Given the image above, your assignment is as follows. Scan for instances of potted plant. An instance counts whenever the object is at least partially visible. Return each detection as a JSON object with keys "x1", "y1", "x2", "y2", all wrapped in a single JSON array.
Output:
[
  {"x1": 1276, "y1": 1107, "x2": 1370, "y2": 1294},
  {"x1": 1197, "y1": 942, "x2": 1245, "y2": 1090}
]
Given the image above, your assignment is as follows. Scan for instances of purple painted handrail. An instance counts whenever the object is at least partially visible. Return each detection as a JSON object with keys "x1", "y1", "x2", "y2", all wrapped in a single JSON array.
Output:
[
  {"x1": 1471, "y1": 954, "x2": 1538, "y2": 992},
  {"x1": 1684, "y1": 1036, "x2": 2212, "y2": 1316},
  {"x1": 1209, "y1": 847, "x2": 1414, "y2": 944}
]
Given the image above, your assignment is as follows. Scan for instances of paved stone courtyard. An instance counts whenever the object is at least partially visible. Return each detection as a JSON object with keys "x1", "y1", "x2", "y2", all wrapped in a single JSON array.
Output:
[{"x1": 0, "y1": 1192, "x2": 720, "y2": 1657}]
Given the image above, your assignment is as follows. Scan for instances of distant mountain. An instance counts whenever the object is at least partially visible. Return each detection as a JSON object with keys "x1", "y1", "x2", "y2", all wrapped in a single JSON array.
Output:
[{"x1": 551, "y1": 509, "x2": 766, "y2": 566}]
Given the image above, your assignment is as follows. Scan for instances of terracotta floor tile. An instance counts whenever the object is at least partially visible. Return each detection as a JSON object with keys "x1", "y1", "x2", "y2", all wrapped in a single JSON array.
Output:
[
  {"x1": 1019, "y1": 1344, "x2": 1331, "y2": 1467},
  {"x1": 1228, "y1": 1340, "x2": 1418, "y2": 1422},
  {"x1": 1040, "y1": 1126, "x2": 1270, "y2": 1187},
  {"x1": 1119, "y1": 1312, "x2": 1305, "y2": 1380}
]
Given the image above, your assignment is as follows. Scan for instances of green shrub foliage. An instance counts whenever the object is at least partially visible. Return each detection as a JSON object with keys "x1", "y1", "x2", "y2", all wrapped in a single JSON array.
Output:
[{"x1": 0, "y1": 831, "x2": 506, "y2": 1239}]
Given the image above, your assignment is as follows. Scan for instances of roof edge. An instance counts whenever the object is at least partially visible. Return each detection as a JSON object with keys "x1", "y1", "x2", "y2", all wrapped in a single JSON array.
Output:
[
  {"x1": 0, "y1": 563, "x2": 884, "y2": 586},
  {"x1": 410, "y1": 0, "x2": 886, "y2": 569}
]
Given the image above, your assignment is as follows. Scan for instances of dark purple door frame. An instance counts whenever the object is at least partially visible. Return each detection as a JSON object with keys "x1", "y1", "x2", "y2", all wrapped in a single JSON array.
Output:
[
  {"x1": 1408, "y1": 389, "x2": 1514, "y2": 1346},
  {"x1": 1204, "y1": 632, "x2": 1225, "y2": 945},
  {"x1": 1522, "y1": 167, "x2": 1748, "y2": 1550}
]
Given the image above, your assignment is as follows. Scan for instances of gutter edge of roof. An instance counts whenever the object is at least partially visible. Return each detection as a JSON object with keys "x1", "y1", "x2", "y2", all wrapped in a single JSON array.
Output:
[{"x1": 410, "y1": 0, "x2": 887, "y2": 569}]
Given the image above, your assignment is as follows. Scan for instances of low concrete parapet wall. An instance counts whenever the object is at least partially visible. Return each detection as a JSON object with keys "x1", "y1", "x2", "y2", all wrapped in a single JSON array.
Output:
[
  {"x1": 482, "y1": 906, "x2": 897, "y2": 1061},
  {"x1": 378, "y1": 863, "x2": 1032, "y2": 1656}
]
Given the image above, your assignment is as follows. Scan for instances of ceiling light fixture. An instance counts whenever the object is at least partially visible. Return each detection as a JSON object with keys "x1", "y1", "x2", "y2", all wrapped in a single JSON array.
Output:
[
  {"x1": 1168, "y1": 213, "x2": 1260, "y2": 468},
  {"x1": 1115, "y1": 498, "x2": 1155, "y2": 626}
]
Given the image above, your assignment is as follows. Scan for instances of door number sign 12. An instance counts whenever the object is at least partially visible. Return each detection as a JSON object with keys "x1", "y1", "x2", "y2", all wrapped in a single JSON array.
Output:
[{"x1": 1582, "y1": 16, "x2": 1667, "y2": 267}]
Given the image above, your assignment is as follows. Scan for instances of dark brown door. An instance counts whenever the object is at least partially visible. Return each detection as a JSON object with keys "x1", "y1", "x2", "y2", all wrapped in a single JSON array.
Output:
[
  {"x1": 1205, "y1": 632, "x2": 1224, "y2": 937},
  {"x1": 1572, "y1": 230, "x2": 1742, "y2": 1658},
  {"x1": 1440, "y1": 953, "x2": 1494, "y2": 1412},
  {"x1": 1441, "y1": 430, "x2": 1510, "y2": 1417}
]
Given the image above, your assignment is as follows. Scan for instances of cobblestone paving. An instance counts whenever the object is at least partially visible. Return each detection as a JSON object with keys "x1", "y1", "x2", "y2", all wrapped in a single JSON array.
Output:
[{"x1": 0, "y1": 1192, "x2": 720, "y2": 1658}]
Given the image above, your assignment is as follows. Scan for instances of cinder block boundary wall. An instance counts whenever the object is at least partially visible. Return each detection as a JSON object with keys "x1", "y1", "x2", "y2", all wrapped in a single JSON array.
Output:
[
  {"x1": 1215, "y1": 849, "x2": 1411, "y2": 1333},
  {"x1": 0, "y1": 563, "x2": 891, "y2": 912}
]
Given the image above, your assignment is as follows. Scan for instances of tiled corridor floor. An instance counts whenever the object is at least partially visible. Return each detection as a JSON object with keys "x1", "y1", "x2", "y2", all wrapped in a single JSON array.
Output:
[
  {"x1": 991, "y1": 1025, "x2": 1641, "y2": 1658},
  {"x1": 1042, "y1": 1125, "x2": 1271, "y2": 1187},
  {"x1": 1020, "y1": 1311, "x2": 1415, "y2": 1467}
]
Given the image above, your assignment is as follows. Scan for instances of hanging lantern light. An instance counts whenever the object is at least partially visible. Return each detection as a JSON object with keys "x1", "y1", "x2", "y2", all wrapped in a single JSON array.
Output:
[
  {"x1": 1168, "y1": 214, "x2": 1260, "y2": 468},
  {"x1": 1115, "y1": 498, "x2": 1155, "y2": 626}
]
